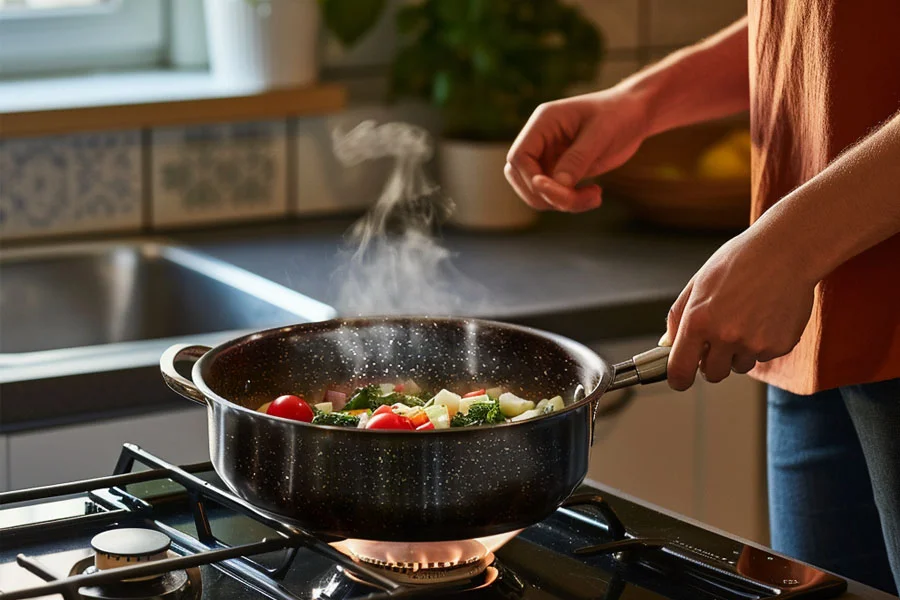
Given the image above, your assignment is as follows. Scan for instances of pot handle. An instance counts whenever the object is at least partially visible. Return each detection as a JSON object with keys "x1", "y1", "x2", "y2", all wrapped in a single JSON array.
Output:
[
  {"x1": 608, "y1": 345, "x2": 671, "y2": 391},
  {"x1": 160, "y1": 344, "x2": 212, "y2": 406}
]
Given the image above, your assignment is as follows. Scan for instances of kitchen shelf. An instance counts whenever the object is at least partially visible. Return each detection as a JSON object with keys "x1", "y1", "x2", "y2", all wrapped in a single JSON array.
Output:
[{"x1": 0, "y1": 78, "x2": 347, "y2": 138}]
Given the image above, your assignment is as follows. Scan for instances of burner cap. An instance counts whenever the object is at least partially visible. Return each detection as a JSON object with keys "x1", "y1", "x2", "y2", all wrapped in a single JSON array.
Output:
[
  {"x1": 91, "y1": 529, "x2": 171, "y2": 573},
  {"x1": 92, "y1": 529, "x2": 171, "y2": 558}
]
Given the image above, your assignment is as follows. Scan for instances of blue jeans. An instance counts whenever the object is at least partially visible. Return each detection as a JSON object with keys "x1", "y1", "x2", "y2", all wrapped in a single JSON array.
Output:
[{"x1": 768, "y1": 379, "x2": 900, "y2": 594}]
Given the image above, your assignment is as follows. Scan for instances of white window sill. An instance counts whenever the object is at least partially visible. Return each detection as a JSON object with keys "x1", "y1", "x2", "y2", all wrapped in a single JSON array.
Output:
[
  {"x1": 0, "y1": 70, "x2": 346, "y2": 138},
  {"x1": 0, "y1": 70, "x2": 277, "y2": 113}
]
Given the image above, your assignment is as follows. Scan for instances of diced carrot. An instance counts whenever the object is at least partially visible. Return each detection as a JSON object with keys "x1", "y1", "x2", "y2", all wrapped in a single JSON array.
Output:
[
  {"x1": 463, "y1": 389, "x2": 486, "y2": 398},
  {"x1": 408, "y1": 411, "x2": 429, "y2": 427}
]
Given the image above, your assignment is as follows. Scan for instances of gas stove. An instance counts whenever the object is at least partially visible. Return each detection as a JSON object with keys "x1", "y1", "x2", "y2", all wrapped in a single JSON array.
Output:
[{"x1": 0, "y1": 443, "x2": 847, "y2": 600}]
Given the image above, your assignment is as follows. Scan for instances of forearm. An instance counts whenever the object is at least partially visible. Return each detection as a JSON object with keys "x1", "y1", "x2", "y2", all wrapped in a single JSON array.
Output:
[
  {"x1": 621, "y1": 17, "x2": 750, "y2": 137},
  {"x1": 751, "y1": 111, "x2": 900, "y2": 283}
]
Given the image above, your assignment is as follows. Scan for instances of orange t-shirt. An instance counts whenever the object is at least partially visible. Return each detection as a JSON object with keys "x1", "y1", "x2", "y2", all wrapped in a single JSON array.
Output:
[{"x1": 747, "y1": 0, "x2": 900, "y2": 394}]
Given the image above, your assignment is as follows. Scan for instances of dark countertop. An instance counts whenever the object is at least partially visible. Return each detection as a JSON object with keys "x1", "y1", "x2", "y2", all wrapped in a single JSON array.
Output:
[
  {"x1": 0, "y1": 202, "x2": 730, "y2": 433},
  {"x1": 176, "y1": 202, "x2": 730, "y2": 342}
]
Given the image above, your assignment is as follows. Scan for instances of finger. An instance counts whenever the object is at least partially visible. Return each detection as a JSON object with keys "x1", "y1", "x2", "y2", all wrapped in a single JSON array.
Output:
[
  {"x1": 505, "y1": 163, "x2": 552, "y2": 211},
  {"x1": 507, "y1": 111, "x2": 551, "y2": 189},
  {"x1": 507, "y1": 151, "x2": 546, "y2": 202},
  {"x1": 667, "y1": 318, "x2": 706, "y2": 391},
  {"x1": 551, "y1": 129, "x2": 599, "y2": 187},
  {"x1": 700, "y1": 344, "x2": 734, "y2": 383},
  {"x1": 665, "y1": 277, "x2": 695, "y2": 344},
  {"x1": 532, "y1": 176, "x2": 602, "y2": 212},
  {"x1": 731, "y1": 353, "x2": 757, "y2": 374}
]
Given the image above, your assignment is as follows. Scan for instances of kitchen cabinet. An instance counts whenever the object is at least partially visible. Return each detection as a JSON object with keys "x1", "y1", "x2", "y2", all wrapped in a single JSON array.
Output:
[
  {"x1": 0, "y1": 435, "x2": 8, "y2": 492},
  {"x1": 8, "y1": 407, "x2": 209, "y2": 490},
  {"x1": 587, "y1": 337, "x2": 767, "y2": 543}
]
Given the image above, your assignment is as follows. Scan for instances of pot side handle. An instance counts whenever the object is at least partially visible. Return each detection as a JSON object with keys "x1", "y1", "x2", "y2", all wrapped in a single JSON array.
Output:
[
  {"x1": 160, "y1": 344, "x2": 212, "y2": 406},
  {"x1": 608, "y1": 345, "x2": 671, "y2": 391}
]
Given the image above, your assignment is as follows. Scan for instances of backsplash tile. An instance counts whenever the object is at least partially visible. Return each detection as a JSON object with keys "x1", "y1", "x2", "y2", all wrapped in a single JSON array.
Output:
[
  {"x1": 648, "y1": 0, "x2": 747, "y2": 47},
  {"x1": 150, "y1": 120, "x2": 288, "y2": 228},
  {"x1": 293, "y1": 103, "x2": 440, "y2": 215},
  {"x1": 0, "y1": 131, "x2": 142, "y2": 241}
]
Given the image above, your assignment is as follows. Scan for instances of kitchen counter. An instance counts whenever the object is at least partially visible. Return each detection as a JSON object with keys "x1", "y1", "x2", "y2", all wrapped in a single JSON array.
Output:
[
  {"x1": 177, "y1": 201, "x2": 731, "y2": 342},
  {"x1": 1, "y1": 202, "x2": 732, "y2": 433}
]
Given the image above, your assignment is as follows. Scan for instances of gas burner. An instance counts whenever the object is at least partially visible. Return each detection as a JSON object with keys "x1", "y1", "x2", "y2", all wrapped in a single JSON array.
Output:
[
  {"x1": 66, "y1": 529, "x2": 202, "y2": 600},
  {"x1": 315, "y1": 561, "x2": 529, "y2": 599},
  {"x1": 343, "y1": 553, "x2": 494, "y2": 586},
  {"x1": 91, "y1": 529, "x2": 171, "y2": 578},
  {"x1": 330, "y1": 531, "x2": 521, "y2": 586}
]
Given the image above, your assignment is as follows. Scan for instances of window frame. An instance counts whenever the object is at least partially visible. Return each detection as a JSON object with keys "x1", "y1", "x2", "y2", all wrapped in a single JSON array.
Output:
[{"x1": 0, "y1": 0, "x2": 167, "y2": 78}]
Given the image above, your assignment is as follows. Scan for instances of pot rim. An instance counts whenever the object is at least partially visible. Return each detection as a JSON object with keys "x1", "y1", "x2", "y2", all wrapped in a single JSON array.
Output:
[{"x1": 190, "y1": 315, "x2": 612, "y2": 434}]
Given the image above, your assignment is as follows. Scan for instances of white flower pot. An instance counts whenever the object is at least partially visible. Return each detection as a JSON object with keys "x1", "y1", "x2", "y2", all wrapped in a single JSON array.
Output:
[
  {"x1": 204, "y1": 0, "x2": 320, "y2": 90},
  {"x1": 439, "y1": 140, "x2": 539, "y2": 231}
]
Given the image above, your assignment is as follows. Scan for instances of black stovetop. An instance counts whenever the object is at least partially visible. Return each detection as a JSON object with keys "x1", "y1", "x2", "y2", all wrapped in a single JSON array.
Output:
[{"x1": 0, "y1": 444, "x2": 847, "y2": 600}]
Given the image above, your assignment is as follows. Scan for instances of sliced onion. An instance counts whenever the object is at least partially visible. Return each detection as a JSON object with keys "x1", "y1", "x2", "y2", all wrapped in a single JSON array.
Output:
[{"x1": 324, "y1": 390, "x2": 348, "y2": 410}]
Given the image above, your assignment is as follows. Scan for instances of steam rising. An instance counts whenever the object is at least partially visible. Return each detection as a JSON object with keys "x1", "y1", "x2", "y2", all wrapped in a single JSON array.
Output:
[{"x1": 332, "y1": 121, "x2": 486, "y2": 316}]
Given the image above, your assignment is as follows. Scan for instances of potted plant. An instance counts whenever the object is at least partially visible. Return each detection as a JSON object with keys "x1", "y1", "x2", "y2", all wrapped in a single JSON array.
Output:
[
  {"x1": 204, "y1": 0, "x2": 385, "y2": 90},
  {"x1": 390, "y1": 1, "x2": 603, "y2": 229}
]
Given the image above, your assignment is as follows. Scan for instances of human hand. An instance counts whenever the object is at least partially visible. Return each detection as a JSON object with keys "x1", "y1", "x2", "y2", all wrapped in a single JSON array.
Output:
[
  {"x1": 505, "y1": 87, "x2": 651, "y2": 212},
  {"x1": 663, "y1": 230, "x2": 817, "y2": 390}
]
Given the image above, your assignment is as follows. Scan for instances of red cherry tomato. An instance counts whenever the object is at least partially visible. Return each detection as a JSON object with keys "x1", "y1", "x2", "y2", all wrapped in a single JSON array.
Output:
[
  {"x1": 372, "y1": 404, "x2": 394, "y2": 417},
  {"x1": 416, "y1": 421, "x2": 435, "y2": 431},
  {"x1": 393, "y1": 383, "x2": 405, "y2": 392},
  {"x1": 463, "y1": 389, "x2": 486, "y2": 398},
  {"x1": 267, "y1": 395, "x2": 314, "y2": 422},
  {"x1": 366, "y1": 412, "x2": 414, "y2": 430}
]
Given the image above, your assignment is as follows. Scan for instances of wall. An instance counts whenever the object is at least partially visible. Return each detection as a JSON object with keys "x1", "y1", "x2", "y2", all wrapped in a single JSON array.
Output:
[{"x1": 0, "y1": 0, "x2": 748, "y2": 243}]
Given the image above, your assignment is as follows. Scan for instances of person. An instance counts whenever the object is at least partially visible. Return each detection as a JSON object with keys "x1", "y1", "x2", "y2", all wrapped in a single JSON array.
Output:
[{"x1": 504, "y1": 2, "x2": 900, "y2": 594}]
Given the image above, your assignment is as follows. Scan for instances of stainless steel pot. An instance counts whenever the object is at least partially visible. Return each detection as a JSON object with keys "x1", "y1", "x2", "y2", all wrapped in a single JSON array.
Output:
[{"x1": 160, "y1": 317, "x2": 669, "y2": 542}]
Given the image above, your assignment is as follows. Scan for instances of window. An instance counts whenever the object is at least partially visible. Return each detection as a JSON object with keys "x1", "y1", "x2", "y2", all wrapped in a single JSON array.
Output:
[
  {"x1": 0, "y1": 0, "x2": 112, "y2": 16},
  {"x1": 0, "y1": 0, "x2": 166, "y2": 78}
]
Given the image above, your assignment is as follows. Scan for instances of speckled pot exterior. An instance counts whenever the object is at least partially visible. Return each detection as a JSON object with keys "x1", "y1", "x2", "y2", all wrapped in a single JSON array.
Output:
[{"x1": 168, "y1": 317, "x2": 614, "y2": 542}]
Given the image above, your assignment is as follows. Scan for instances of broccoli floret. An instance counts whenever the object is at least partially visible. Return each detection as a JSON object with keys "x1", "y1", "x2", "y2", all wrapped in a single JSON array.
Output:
[
  {"x1": 342, "y1": 385, "x2": 382, "y2": 410},
  {"x1": 450, "y1": 400, "x2": 506, "y2": 427},
  {"x1": 343, "y1": 386, "x2": 426, "y2": 411},
  {"x1": 312, "y1": 412, "x2": 360, "y2": 427},
  {"x1": 451, "y1": 412, "x2": 474, "y2": 427}
]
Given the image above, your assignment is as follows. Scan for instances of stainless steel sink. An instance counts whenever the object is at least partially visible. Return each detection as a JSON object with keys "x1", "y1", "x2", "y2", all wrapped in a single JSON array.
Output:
[{"x1": 0, "y1": 241, "x2": 336, "y2": 382}]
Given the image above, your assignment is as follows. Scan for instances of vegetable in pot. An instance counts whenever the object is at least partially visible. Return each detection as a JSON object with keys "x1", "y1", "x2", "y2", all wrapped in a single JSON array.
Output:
[
  {"x1": 312, "y1": 412, "x2": 361, "y2": 427},
  {"x1": 451, "y1": 399, "x2": 505, "y2": 427},
  {"x1": 342, "y1": 385, "x2": 382, "y2": 411},
  {"x1": 264, "y1": 380, "x2": 567, "y2": 430},
  {"x1": 366, "y1": 412, "x2": 415, "y2": 430},
  {"x1": 343, "y1": 384, "x2": 425, "y2": 411},
  {"x1": 499, "y1": 392, "x2": 535, "y2": 418},
  {"x1": 424, "y1": 405, "x2": 451, "y2": 429},
  {"x1": 267, "y1": 395, "x2": 314, "y2": 422},
  {"x1": 431, "y1": 389, "x2": 461, "y2": 417}
]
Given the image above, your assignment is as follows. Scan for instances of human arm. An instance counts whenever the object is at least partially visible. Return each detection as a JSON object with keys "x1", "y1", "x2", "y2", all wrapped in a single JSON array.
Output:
[
  {"x1": 505, "y1": 17, "x2": 750, "y2": 212},
  {"x1": 664, "y1": 111, "x2": 900, "y2": 389}
]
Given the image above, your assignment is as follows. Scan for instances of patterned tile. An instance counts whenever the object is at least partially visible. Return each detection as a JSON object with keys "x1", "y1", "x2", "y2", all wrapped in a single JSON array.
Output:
[
  {"x1": 294, "y1": 103, "x2": 440, "y2": 215},
  {"x1": 0, "y1": 131, "x2": 142, "y2": 241},
  {"x1": 648, "y1": 0, "x2": 748, "y2": 47},
  {"x1": 151, "y1": 120, "x2": 288, "y2": 228}
]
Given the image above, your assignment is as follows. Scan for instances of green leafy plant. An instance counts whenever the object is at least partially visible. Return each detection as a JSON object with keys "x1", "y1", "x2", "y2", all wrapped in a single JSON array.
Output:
[
  {"x1": 318, "y1": 0, "x2": 387, "y2": 46},
  {"x1": 390, "y1": 0, "x2": 603, "y2": 141},
  {"x1": 316, "y1": 0, "x2": 603, "y2": 141}
]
